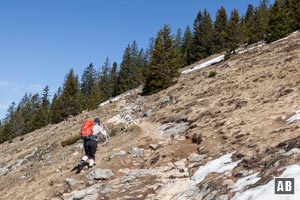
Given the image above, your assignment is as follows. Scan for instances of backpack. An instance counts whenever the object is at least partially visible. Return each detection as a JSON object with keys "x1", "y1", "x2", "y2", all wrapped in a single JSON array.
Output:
[{"x1": 80, "y1": 119, "x2": 94, "y2": 137}]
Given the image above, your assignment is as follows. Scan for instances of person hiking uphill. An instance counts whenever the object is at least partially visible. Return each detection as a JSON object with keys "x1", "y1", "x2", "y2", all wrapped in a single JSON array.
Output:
[{"x1": 78, "y1": 117, "x2": 107, "y2": 171}]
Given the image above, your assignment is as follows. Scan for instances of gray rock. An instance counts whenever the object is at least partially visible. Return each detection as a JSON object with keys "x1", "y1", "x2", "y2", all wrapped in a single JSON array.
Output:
[
  {"x1": 157, "y1": 122, "x2": 190, "y2": 138},
  {"x1": 283, "y1": 148, "x2": 300, "y2": 156},
  {"x1": 143, "y1": 109, "x2": 152, "y2": 118},
  {"x1": 204, "y1": 190, "x2": 218, "y2": 200},
  {"x1": 236, "y1": 170, "x2": 253, "y2": 177},
  {"x1": 188, "y1": 153, "x2": 206, "y2": 162},
  {"x1": 161, "y1": 96, "x2": 172, "y2": 104},
  {"x1": 149, "y1": 144, "x2": 160, "y2": 150},
  {"x1": 65, "y1": 178, "x2": 84, "y2": 187},
  {"x1": 216, "y1": 195, "x2": 229, "y2": 200},
  {"x1": 88, "y1": 169, "x2": 114, "y2": 180},
  {"x1": 222, "y1": 179, "x2": 235, "y2": 189},
  {"x1": 83, "y1": 194, "x2": 98, "y2": 200},
  {"x1": 129, "y1": 147, "x2": 143, "y2": 157},
  {"x1": 67, "y1": 187, "x2": 98, "y2": 200}
]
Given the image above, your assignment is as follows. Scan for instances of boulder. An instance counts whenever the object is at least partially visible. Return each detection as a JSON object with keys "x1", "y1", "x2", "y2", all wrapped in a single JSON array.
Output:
[{"x1": 88, "y1": 169, "x2": 114, "y2": 180}]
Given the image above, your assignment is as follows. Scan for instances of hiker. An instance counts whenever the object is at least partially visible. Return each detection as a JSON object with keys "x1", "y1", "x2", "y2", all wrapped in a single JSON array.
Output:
[{"x1": 79, "y1": 117, "x2": 107, "y2": 170}]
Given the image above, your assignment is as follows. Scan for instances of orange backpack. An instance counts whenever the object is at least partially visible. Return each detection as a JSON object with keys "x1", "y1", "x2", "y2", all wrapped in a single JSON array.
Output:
[{"x1": 80, "y1": 119, "x2": 94, "y2": 137}]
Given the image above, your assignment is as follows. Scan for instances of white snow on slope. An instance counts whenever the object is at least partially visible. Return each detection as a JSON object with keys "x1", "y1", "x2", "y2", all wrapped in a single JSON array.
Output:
[
  {"x1": 231, "y1": 172, "x2": 261, "y2": 192},
  {"x1": 233, "y1": 164, "x2": 300, "y2": 200},
  {"x1": 286, "y1": 111, "x2": 300, "y2": 124},
  {"x1": 237, "y1": 44, "x2": 265, "y2": 54},
  {"x1": 181, "y1": 55, "x2": 225, "y2": 74},
  {"x1": 191, "y1": 152, "x2": 242, "y2": 185}
]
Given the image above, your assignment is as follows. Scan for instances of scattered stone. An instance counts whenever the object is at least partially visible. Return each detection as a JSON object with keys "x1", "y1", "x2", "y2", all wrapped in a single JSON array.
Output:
[
  {"x1": 149, "y1": 144, "x2": 160, "y2": 151},
  {"x1": 161, "y1": 96, "x2": 172, "y2": 104},
  {"x1": 157, "y1": 122, "x2": 190, "y2": 138},
  {"x1": 143, "y1": 109, "x2": 152, "y2": 118},
  {"x1": 65, "y1": 178, "x2": 84, "y2": 188},
  {"x1": 283, "y1": 148, "x2": 300, "y2": 156},
  {"x1": 222, "y1": 179, "x2": 235, "y2": 189},
  {"x1": 83, "y1": 194, "x2": 98, "y2": 200},
  {"x1": 216, "y1": 195, "x2": 229, "y2": 200},
  {"x1": 188, "y1": 153, "x2": 206, "y2": 162},
  {"x1": 129, "y1": 147, "x2": 143, "y2": 157},
  {"x1": 88, "y1": 169, "x2": 114, "y2": 180},
  {"x1": 236, "y1": 170, "x2": 253, "y2": 177}
]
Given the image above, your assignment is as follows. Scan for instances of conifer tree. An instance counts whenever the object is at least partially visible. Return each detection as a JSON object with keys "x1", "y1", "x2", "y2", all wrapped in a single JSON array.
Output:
[
  {"x1": 225, "y1": 9, "x2": 242, "y2": 52},
  {"x1": 266, "y1": 0, "x2": 292, "y2": 43},
  {"x1": 81, "y1": 63, "x2": 97, "y2": 96},
  {"x1": 285, "y1": 0, "x2": 300, "y2": 31},
  {"x1": 110, "y1": 62, "x2": 119, "y2": 97},
  {"x1": 181, "y1": 26, "x2": 193, "y2": 67},
  {"x1": 99, "y1": 57, "x2": 112, "y2": 100},
  {"x1": 251, "y1": 1, "x2": 270, "y2": 43},
  {"x1": 244, "y1": 4, "x2": 256, "y2": 44},
  {"x1": 190, "y1": 11, "x2": 203, "y2": 63},
  {"x1": 190, "y1": 9, "x2": 214, "y2": 63},
  {"x1": 143, "y1": 25, "x2": 180, "y2": 95},
  {"x1": 117, "y1": 45, "x2": 132, "y2": 94},
  {"x1": 52, "y1": 69, "x2": 82, "y2": 122},
  {"x1": 213, "y1": 6, "x2": 228, "y2": 53}
]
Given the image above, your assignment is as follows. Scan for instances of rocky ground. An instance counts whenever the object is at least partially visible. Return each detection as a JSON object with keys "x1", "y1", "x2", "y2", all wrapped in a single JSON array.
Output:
[{"x1": 1, "y1": 31, "x2": 300, "y2": 200}]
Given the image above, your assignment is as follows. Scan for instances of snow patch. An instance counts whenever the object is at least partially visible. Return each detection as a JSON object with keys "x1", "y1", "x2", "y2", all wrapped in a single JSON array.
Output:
[
  {"x1": 191, "y1": 152, "x2": 242, "y2": 185},
  {"x1": 182, "y1": 55, "x2": 225, "y2": 74},
  {"x1": 237, "y1": 44, "x2": 264, "y2": 54},
  {"x1": 231, "y1": 172, "x2": 261, "y2": 192},
  {"x1": 286, "y1": 113, "x2": 300, "y2": 124},
  {"x1": 233, "y1": 164, "x2": 300, "y2": 200}
]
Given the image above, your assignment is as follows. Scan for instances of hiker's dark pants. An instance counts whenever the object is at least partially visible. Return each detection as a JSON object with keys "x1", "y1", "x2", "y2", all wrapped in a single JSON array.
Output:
[{"x1": 83, "y1": 139, "x2": 98, "y2": 161}]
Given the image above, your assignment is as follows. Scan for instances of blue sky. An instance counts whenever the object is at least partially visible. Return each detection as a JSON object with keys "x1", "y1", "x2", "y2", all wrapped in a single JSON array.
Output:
[{"x1": 0, "y1": 0, "x2": 274, "y2": 119}]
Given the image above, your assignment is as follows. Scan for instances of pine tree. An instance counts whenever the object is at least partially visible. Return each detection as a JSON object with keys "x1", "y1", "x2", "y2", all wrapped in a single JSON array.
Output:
[
  {"x1": 225, "y1": 9, "x2": 242, "y2": 52},
  {"x1": 190, "y1": 10, "x2": 203, "y2": 63},
  {"x1": 99, "y1": 57, "x2": 112, "y2": 100},
  {"x1": 52, "y1": 69, "x2": 82, "y2": 122},
  {"x1": 81, "y1": 63, "x2": 97, "y2": 96},
  {"x1": 30, "y1": 86, "x2": 50, "y2": 130},
  {"x1": 201, "y1": 9, "x2": 214, "y2": 57},
  {"x1": 251, "y1": 1, "x2": 270, "y2": 43},
  {"x1": 244, "y1": 4, "x2": 256, "y2": 44},
  {"x1": 285, "y1": 0, "x2": 300, "y2": 31},
  {"x1": 266, "y1": 0, "x2": 292, "y2": 43},
  {"x1": 117, "y1": 45, "x2": 132, "y2": 94},
  {"x1": 181, "y1": 26, "x2": 193, "y2": 66},
  {"x1": 190, "y1": 9, "x2": 214, "y2": 63},
  {"x1": 143, "y1": 25, "x2": 180, "y2": 95},
  {"x1": 110, "y1": 62, "x2": 119, "y2": 97},
  {"x1": 213, "y1": 6, "x2": 228, "y2": 53}
]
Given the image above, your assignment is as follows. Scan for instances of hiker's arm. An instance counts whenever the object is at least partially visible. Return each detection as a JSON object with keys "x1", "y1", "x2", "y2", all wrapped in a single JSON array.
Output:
[{"x1": 101, "y1": 129, "x2": 107, "y2": 136}]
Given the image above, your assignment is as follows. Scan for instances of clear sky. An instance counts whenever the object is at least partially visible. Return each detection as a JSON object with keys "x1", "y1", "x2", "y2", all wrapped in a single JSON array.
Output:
[{"x1": 0, "y1": 0, "x2": 274, "y2": 119}]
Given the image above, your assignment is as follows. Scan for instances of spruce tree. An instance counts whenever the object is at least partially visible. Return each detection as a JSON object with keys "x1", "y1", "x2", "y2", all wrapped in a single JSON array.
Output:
[
  {"x1": 225, "y1": 9, "x2": 242, "y2": 52},
  {"x1": 266, "y1": 0, "x2": 292, "y2": 43},
  {"x1": 285, "y1": 0, "x2": 300, "y2": 31},
  {"x1": 117, "y1": 45, "x2": 132, "y2": 94},
  {"x1": 244, "y1": 4, "x2": 256, "y2": 44},
  {"x1": 213, "y1": 6, "x2": 228, "y2": 53},
  {"x1": 110, "y1": 62, "x2": 119, "y2": 97},
  {"x1": 143, "y1": 25, "x2": 180, "y2": 95},
  {"x1": 190, "y1": 10, "x2": 203, "y2": 63},
  {"x1": 53, "y1": 69, "x2": 82, "y2": 122},
  {"x1": 99, "y1": 57, "x2": 112, "y2": 100},
  {"x1": 190, "y1": 9, "x2": 214, "y2": 63},
  {"x1": 251, "y1": 1, "x2": 270, "y2": 43},
  {"x1": 181, "y1": 26, "x2": 193, "y2": 66}
]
